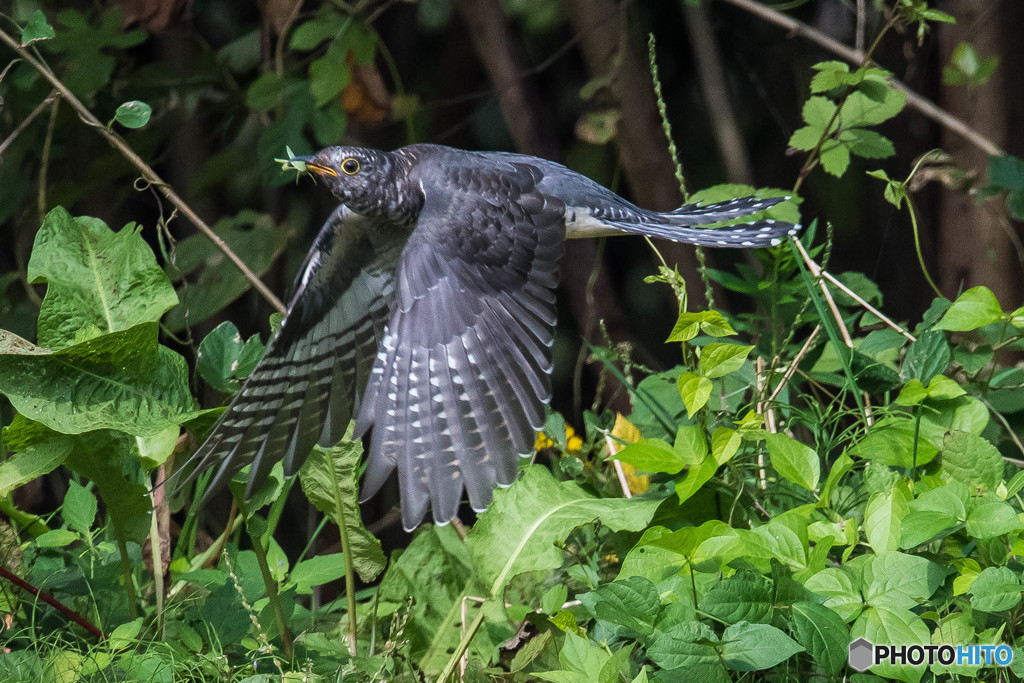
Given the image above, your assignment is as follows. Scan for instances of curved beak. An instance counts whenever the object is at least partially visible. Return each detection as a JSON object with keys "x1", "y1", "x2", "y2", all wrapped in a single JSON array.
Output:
[{"x1": 294, "y1": 155, "x2": 337, "y2": 176}]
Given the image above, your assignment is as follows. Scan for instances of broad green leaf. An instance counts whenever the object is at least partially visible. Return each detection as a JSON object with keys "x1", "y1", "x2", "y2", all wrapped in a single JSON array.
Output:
[
  {"x1": 842, "y1": 128, "x2": 895, "y2": 159},
  {"x1": 667, "y1": 310, "x2": 736, "y2": 342},
  {"x1": 968, "y1": 566, "x2": 1022, "y2": 612},
  {"x1": 674, "y1": 454, "x2": 718, "y2": 505},
  {"x1": 37, "y1": 529, "x2": 78, "y2": 548},
  {"x1": 801, "y1": 96, "x2": 838, "y2": 129},
  {"x1": 309, "y1": 42, "x2": 351, "y2": 107},
  {"x1": 646, "y1": 620, "x2": 718, "y2": 670},
  {"x1": 675, "y1": 424, "x2": 709, "y2": 466},
  {"x1": 765, "y1": 433, "x2": 819, "y2": 490},
  {"x1": 710, "y1": 427, "x2": 741, "y2": 465},
  {"x1": 942, "y1": 431, "x2": 1003, "y2": 490},
  {"x1": 902, "y1": 329, "x2": 950, "y2": 381},
  {"x1": 810, "y1": 61, "x2": 851, "y2": 92},
  {"x1": 845, "y1": 416, "x2": 938, "y2": 468},
  {"x1": 965, "y1": 495, "x2": 1023, "y2": 539},
  {"x1": 702, "y1": 571, "x2": 773, "y2": 625},
  {"x1": 108, "y1": 618, "x2": 143, "y2": 651},
  {"x1": 818, "y1": 451, "x2": 854, "y2": 510},
  {"x1": 804, "y1": 568, "x2": 863, "y2": 622},
  {"x1": 788, "y1": 125, "x2": 823, "y2": 152},
  {"x1": 790, "y1": 602, "x2": 849, "y2": 675},
  {"x1": 467, "y1": 466, "x2": 660, "y2": 598},
  {"x1": 895, "y1": 375, "x2": 965, "y2": 405},
  {"x1": 819, "y1": 142, "x2": 850, "y2": 176},
  {"x1": 935, "y1": 286, "x2": 1003, "y2": 331},
  {"x1": 989, "y1": 154, "x2": 1024, "y2": 192},
  {"x1": 0, "y1": 436, "x2": 71, "y2": 497},
  {"x1": 840, "y1": 87, "x2": 906, "y2": 127},
  {"x1": 750, "y1": 516, "x2": 808, "y2": 569},
  {"x1": 27, "y1": 207, "x2": 177, "y2": 350},
  {"x1": 196, "y1": 321, "x2": 266, "y2": 393},
  {"x1": 900, "y1": 482, "x2": 966, "y2": 548},
  {"x1": 860, "y1": 552, "x2": 943, "y2": 610},
  {"x1": 851, "y1": 606, "x2": 928, "y2": 683},
  {"x1": 580, "y1": 576, "x2": 660, "y2": 636},
  {"x1": 300, "y1": 440, "x2": 385, "y2": 582},
  {"x1": 677, "y1": 371, "x2": 711, "y2": 417},
  {"x1": 289, "y1": 554, "x2": 348, "y2": 595},
  {"x1": 699, "y1": 342, "x2": 753, "y2": 379},
  {"x1": 617, "y1": 526, "x2": 688, "y2": 585},
  {"x1": 114, "y1": 101, "x2": 152, "y2": 129},
  {"x1": 62, "y1": 481, "x2": 97, "y2": 536},
  {"x1": 720, "y1": 622, "x2": 803, "y2": 671},
  {"x1": 613, "y1": 438, "x2": 685, "y2": 474},
  {"x1": 535, "y1": 630, "x2": 609, "y2": 683},
  {"x1": 21, "y1": 10, "x2": 55, "y2": 45},
  {"x1": 0, "y1": 325, "x2": 197, "y2": 437},
  {"x1": 290, "y1": 6, "x2": 346, "y2": 50}
]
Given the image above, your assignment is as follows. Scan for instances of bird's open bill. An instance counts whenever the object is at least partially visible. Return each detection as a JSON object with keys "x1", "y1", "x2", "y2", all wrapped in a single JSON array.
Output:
[{"x1": 293, "y1": 155, "x2": 338, "y2": 176}]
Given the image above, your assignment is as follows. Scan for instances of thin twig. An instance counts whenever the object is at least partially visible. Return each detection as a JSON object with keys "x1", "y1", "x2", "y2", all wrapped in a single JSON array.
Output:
[
  {"x1": 817, "y1": 270, "x2": 916, "y2": 341},
  {"x1": 793, "y1": 239, "x2": 854, "y2": 347},
  {"x1": 0, "y1": 565, "x2": 106, "y2": 639},
  {"x1": 0, "y1": 89, "x2": 56, "y2": 158},
  {"x1": 604, "y1": 433, "x2": 633, "y2": 499},
  {"x1": 0, "y1": 27, "x2": 286, "y2": 313},
  {"x1": 720, "y1": 0, "x2": 1005, "y2": 158},
  {"x1": 768, "y1": 325, "x2": 821, "y2": 403}
]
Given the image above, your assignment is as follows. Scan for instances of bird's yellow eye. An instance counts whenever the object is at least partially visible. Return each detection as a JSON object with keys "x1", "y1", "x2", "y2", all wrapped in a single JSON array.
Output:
[{"x1": 342, "y1": 158, "x2": 360, "y2": 175}]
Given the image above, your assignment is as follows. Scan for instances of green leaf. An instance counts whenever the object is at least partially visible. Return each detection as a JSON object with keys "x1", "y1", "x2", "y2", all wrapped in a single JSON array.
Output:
[
  {"x1": 289, "y1": 554, "x2": 348, "y2": 595},
  {"x1": 700, "y1": 343, "x2": 753, "y2": 379},
  {"x1": 702, "y1": 571, "x2": 773, "y2": 625},
  {"x1": 0, "y1": 435, "x2": 71, "y2": 498},
  {"x1": 720, "y1": 622, "x2": 803, "y2": 671},
  {"x1": 902, "y1": 329, "x2": 950, "y2": 382},
  {"x1": 801, "y1": 96, "x2": 838, "y2": 129},
  {"x1": 27, "y1": 207, "x2": 178, "y2": 350},
  {"x1": 804, "y1": 568, "x2": 863, "y2": 622},
  {"x1": 809, "y1": 61, "x2": 851, "y2": 93},
  {"x1": 819, "y1": 142, "x2": 851, "y2": 177},
  {"x1": 710, "y1": 427, "x2": 741, "y2": 465},
  {"x1": 842, "y1": 128, "x2": 895, "y2": 159},
  {"x1": 935, "y1": 286, "x2": 1003, "y2": 331},
  {"x1": 300, "y1": 440, "x2": 385, "y2": 582},
  {"x1": 965, "y1": 495, "x2": 1022, "y2": 539},
  {"x1": 790, "y1": 602, "x2": 849, "y2": 675},
  {"x1": 788, "y1": 125, "x2": 823, "y2": 152},
  {"x1": 860, "y1": 552, "x2": 943, "y2": 610},
  {"x1": 613, "y1": 438, "x2": 686, "y2": 475},
  {"x1": 900, "y1": 483, "x2": 966, "y2": 548},
  {"x1": 309, "y1": 42, "x2": 351, "y2": 107},
  {"x1": 646, "y1": 620, "x2": 718, "y2": 670},
  {"x1": 675, "y1": 424, "x2": 710, "y2": 466},
  {"x1": 21, "y1": 10, "x2": 55, "y2": 45},
  {"x1": 290, "y1": 7, "x2": 346, "y2": 50},
  {"x1": 674, "y1": 455, "x2": 718, "y2": 505},
  {"x1": 108, "y1": 618, "x2": 143, "y2": 651},
  {"x1": 968, "y1": 566, "x2": 1022, "y2": 612},
  {"x1": 196, "y1": 321, "x2": 266, "y2": 393},
  {"x1": 581, "y1": 576, "x2": 660, "y2": 636},
  {"x1": 536, "y1": 630, "x2": 609, "y2": 683},
  {"x1": 850, "y1": 606, "x2": 928, "y2": 683},
  {"x1": 0, "y1": 325, "x2": 197, "y2": 437},
  {"x1": 677, "y1": 371, "x2": 712, "y2": 417},
  {"x1": 845, "y1": 416, "x2": 938, "y2": 468},
  {"x1": 765, "y1": 433, "x2": 820, "y2": 490},
  {"x1": 114, "y1": 101, "x2": 152, "y2": 129},
  {"x1": 989, "y1": 155, "x2": 1024, "y2": 192},
  {"x1": 667, "y1": 310, "x2": 736, "y2": 342},
  {"x1": 864, "y1": 488, "x2": 908, "y2": 553},
  {"x1": 942, "y1": 431, "x2": 1003, "y2": 489},
  {"x1": 37, "y1": 529, "x2": 78, "y2": 548},
  {"x1": 62, "y1": 481, "x2": 97, "y2": 536},
  {"x1": 895, "y1": 375, "x2": 966, "y2": 405},
  {"x1": 840, "y1": 87, "x2": 906, "y2": 127},
  {"x1": 467, "y1": 466, "x2": 660, "y2": 599}
]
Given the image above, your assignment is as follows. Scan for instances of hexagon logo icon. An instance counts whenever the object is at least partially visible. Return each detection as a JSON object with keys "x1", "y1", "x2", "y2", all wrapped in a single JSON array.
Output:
[{"x1": 848, "y1": 637, "x2": 874, "y2": 672}]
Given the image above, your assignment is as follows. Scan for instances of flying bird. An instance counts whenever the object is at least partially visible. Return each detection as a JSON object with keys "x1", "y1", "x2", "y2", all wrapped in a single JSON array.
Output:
[{"x1": 184, "y1": 143, "x2": 798, "y2": 530}]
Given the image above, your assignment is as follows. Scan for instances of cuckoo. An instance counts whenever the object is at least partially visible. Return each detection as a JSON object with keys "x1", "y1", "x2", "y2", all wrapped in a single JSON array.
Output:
[{"x1": 184, "y1": 143, "x2": 799, "y2": 530}]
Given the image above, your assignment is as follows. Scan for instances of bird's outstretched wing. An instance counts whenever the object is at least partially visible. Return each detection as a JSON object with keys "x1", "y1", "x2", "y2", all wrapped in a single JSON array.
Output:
[
  {"x1": 353, "y1": 158, "x2": 566, "y2": 530},
  {"x1": 179, "y1": 205, "x2": 409, "y2": 500}
]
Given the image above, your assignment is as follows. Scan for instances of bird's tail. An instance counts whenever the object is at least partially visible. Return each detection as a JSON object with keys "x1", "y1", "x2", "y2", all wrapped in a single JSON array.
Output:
[{"x1": 605, "y1": 195, "x2": 800, "y2": 247}]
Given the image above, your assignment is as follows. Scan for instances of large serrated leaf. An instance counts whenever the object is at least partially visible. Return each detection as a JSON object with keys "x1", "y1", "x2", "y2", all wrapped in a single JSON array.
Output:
[
  {"x1": 0, "y1": 325, "x2": 197, "y2": 437},
  {"x1": 27, "y1": 207, "x2": 178, "y2": 350}
]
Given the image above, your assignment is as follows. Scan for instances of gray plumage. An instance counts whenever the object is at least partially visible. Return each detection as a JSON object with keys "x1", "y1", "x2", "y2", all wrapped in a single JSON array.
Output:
[{"x1": 182, "y1": 143, "x2": 799, "y2": 530}]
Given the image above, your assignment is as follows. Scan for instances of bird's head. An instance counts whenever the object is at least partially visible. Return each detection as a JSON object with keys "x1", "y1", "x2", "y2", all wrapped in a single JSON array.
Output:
[{"x1": 297, "y1": 146, "x2": 397, "y2": 217}]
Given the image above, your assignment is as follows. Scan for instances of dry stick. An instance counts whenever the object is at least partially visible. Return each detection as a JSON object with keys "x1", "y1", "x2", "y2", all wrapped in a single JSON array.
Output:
[
  {"x1": 604, "y1": 434, "x2": 633, "y2": 499},
  {"x1": 792, "y1": 239, "x2": 854, "y2": 348},
  {"x1": 768, "y1": 325, "x2": 821, "y2": 403},
  {"x1": 818, "y1": 269, "x2": 916, "y2": 342},
  {"x1": 0, "y1": 566, "x2": 105, "y2": 640},
  {"x1": 0, "y1": 28, "x2": 287, "y2": 313},
  {"x1": 754, "y1": 357, "x2": 771, "y2": 490},
  {"x1": 720, "y1": 0, "x2": 1005, "y2": 158}
]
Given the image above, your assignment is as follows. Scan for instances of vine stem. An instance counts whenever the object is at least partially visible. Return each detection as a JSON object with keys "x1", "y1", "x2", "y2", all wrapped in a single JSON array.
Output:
[
  {"x1": 0, "y1": 565, "x2": 106, "y2": 639},
  {"x1": 720, "y1": 0, "x2": 1005, "y2": 158},
  {"x1": 0, "y1": 27, "x2": 286, "y2": 313}
]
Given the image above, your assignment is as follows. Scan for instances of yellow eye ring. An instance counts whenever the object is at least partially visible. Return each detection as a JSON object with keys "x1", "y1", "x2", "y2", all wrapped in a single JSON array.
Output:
[{"x1": 341, "y1": 158, "x2": 360, "y2": 175}]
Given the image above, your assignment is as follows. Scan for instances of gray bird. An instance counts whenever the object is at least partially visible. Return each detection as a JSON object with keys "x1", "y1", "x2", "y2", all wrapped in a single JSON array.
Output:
[{"x1": 184, "y1": 143, "x2": 798, "y2": 530}]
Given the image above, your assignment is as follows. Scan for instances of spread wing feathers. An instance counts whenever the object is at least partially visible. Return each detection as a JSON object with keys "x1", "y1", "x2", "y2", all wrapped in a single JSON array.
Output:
[
  {"x1": 179, "y1": 206, "x2": 408, "y2": 500},
  {"x1": 666, "y1": 195, "x2": 790, "y2": 224},
  {"x1": 355, "y1": 159, "x2": 566, "y2": 530}
]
